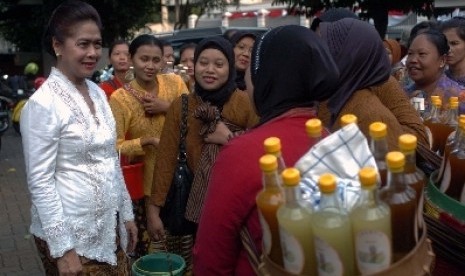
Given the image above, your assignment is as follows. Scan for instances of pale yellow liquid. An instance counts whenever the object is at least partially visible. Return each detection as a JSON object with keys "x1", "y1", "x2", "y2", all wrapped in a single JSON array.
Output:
[
  {"x1": 277, "y1": 205, "x2": 316, "y2": 275},
  {"x1": 312, "y1": 210, "x2": 355, "y2": 276},
  {"x1": 351, "y1": 204, "x2": 392, "y2": 274}
]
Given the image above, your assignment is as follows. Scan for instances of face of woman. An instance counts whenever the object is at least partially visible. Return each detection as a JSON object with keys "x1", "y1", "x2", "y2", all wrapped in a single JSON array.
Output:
[
  {"x1": 180, "y1": 48, "x2": 195, "y2": 77},
  {"x1": 110, "y1": 43, "x2": 129, "y2": 73},
  {"x1": 131, "y1": 44, "x2": 163, "y2": 83},
  {"x1": 53, "y1": 20, "x2": 102, "y2": 84},
  {"x1": 443, "y1": 28, "x2": 465, "y2": 68},
  {"x1": 406, "y1": 34, "x2": 446, "y2": 86},
  {"x1": 163, "y1": 45, "x2": 175, "y2": 64},
  {"x1": 195, "y1": 48, "x2": 229, "y2": 91},
  {"x1": 234, "y1": 37, "x2": 255, "y2": 71}
]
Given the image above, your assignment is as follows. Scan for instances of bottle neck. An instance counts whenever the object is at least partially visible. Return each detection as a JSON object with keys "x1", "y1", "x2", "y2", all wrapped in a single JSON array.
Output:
[
  {"x1": 308, "y1": 135, "x2": 321, "y2": 146},
  {"x1": 273, "y1": 152, "x2": 286, "y2": 174},
  {"x1": 263, "y1": 169, "x2": 282, "y2": 189},
  {"x1": 359, "y1": 185, "x2": 377, "y2": 207},
  {"x1": 284, "y1": 185, "x2": 300, "y2": 207},
  {"x1": 386, "y1": 169, "x2": 405, "y2": 190},
  {"x1": 319, "y1": 190, "x2": 343, "y2": 213},
  {"x1": 402, "y1": 149, "x2": 417, "y2": 173},
  {"x1": 445, "y1": 107, "x2": 459, "y2": 126},
  {"x1": 370, "y1": 137, "x2": 388, "y2": 160},
  {"x1": 428, "y1": 104, "x2": 441, "y2": 122}
]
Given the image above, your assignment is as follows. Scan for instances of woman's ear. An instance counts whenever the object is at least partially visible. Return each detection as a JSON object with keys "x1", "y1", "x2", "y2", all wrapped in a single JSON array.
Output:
[
  {"x1": 439, "y1": 54, "x2": 447, "y2": 68},
  {"x1": 52, "y1": 37, "x2": 61, "y2": 57}
]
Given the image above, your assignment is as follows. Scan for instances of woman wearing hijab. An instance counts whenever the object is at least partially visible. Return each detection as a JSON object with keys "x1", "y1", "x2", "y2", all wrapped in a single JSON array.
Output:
[
  {"x1": 318, "y1": 18, "x2": 428, "y2": 150},
  {"x1": 193, "y1": 25, "x2": 339, "y2": 275},
  {"x1": 229, "y1": 31, "x2": 256, "y2": 91},
  {"x1": 146, "y1": 36, "x2": 258, "y2": 272}
]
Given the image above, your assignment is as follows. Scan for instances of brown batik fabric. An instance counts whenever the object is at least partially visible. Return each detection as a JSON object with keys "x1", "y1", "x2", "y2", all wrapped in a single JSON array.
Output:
[{"x1": 34, "y1": 236, "x2": 131, "y2": 275}]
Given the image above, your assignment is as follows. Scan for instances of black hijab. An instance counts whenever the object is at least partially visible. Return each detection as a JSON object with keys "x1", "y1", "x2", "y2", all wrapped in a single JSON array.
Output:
[
  {"x1": 250, "y1": 25, "x2": 340, "y2": 125},
  {"x1": 194, "y1": 36, "x2": 237, "y2": 107},
  {"x1": 320, "y1": 18, "x2": 391, "y2": 126}
]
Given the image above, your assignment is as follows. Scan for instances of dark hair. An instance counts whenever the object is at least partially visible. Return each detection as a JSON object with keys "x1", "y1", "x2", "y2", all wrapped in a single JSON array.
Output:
[
  {"x1": 129, "y1": 34, "x2": 164, "y2": 57},
  {"x1": 160, "y1": 39, "x2": 172, "y2": 48},
  {"x1": 408, "y1": 21, "x2": 439, "y2": 48},
  {"x1": 229, "y1": 31, "x2": 256, "y2": 45},
  {"x1": 42, "y1": 0, "x2": 103, "y2": 58},
  {"x1": 108, "y1": 39, "x2": 129, "y2": 57},
  {"x1": 412, "y1": 29, "x2": 449, "y2": 56},
  {"x1": 310, "y1": 8, "x2": 358, "y2": 31},
  {"x1": 179, "y1": 42, "x2": 197, "y2": 58},
  {"x1": 440, "y1": 17, "x2": 465, "y2": 42}
]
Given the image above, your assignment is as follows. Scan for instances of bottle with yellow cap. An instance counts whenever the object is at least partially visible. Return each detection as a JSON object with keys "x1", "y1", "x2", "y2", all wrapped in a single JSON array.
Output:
[
  {"x1": 436, "y1": 98, "x2": 459, "y2": 156},
  {"x1": 438, "y1": 122, "x2": 465, "y2": 202},
  {"x1": 351, "y1": 167, "x2": 392, "y2": 275},
  {"x1": 399, "y1": 134, "x2": 426, "y2": 204},
  {"x1": 437, "y1": 117, "x2": 465, "y2": 183},
  {"x1": 424, "y1": 97, "x2": 444, "y2": 153},
  {"x1": 312, "y1": 173, "x2": 354, "y2": 276},
  {"x1": 277, "y1": 168, "x2": 315, "y2": 275},
  {"x1": 264, "y1": 137, "x2": 286, "y2": 174},
  {"x1": 379, "y1": 151, "x2": 416, "y2": 262},
  {"x1": 369, "y1": 122, "x2": 389, "y2": 187},
  {"x1": 256, "y1": 154, "x2": 284, "y2": 265},
  {"x1": 306, "y1": 118, "x2": 323, "y2": 145},
  {"x1": 340, "y1": 113, "x2": 358, "y2": 127}
]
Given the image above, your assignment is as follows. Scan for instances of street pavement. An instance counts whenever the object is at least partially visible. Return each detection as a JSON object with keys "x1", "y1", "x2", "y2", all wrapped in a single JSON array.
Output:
[{"x1": 0, "y1": 127, "x2": 44, "y2": 276}]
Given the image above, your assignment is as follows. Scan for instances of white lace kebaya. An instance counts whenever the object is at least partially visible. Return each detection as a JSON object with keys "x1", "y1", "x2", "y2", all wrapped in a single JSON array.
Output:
[{"x1": 21, "y1": 68, "x2": 134, "y2": 265}]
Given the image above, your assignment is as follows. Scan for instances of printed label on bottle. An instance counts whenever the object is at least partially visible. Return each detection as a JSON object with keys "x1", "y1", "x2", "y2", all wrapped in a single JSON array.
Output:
[
  {"x1": 355, "y1": 230, "x2": 391, "y2": 274},
  {"x1": 314, "y1": 236, "x2": 343, "y2": 276},
  {"x1": 259, "y1": 212, "x2": 272, "y2": 255},
  {"x1": 279, "y1": 226, "x2": 304, "y2": 274}
]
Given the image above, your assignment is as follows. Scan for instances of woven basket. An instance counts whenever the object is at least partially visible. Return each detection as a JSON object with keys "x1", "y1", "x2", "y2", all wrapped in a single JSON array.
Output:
[{"x1": 424, "y1": 172, "x2": 465, "y2": 268}]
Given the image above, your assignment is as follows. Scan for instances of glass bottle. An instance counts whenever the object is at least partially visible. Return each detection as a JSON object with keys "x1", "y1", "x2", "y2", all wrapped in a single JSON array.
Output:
[
  {"x1": 351, "y1": 167, "x2": 392, "y2": 275},
  {"x1": 306, "y1": 118, "x2": 322, "y2": 145},
  {"x1": 369, "y1": 122, "x2": 389, "y2": 188},
  {"x1": 256, "y1": 154, "x2": 284, "y2": 266},
  {"x1": 277, "y1": 168, "x2": 316, "y2": 275},
  {"x1": 424, "y1": 97, "x2": 443, "y2": 153},
  {"x1": 438, "y1": 117, "x2": 465, "y2": 183},
  {"x1": 439, "y1": 122, "x2": 465, "y2": 202},
  {"x1": 340, "y1": 113, "x2": 358, "y2": 127},
  {"x1": 264, "y1": 137, "x2": 286, "y2": 174},
  {"x1": 312, "y1": 173, "x2": 354, "y2": 276},
  {"x1": 379, "y1": 151, "x2": 416, "y2": 262}
]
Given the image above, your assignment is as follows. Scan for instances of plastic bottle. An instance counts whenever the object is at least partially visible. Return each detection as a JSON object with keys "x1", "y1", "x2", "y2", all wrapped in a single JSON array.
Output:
[
  {"x1": 256, "y1": 154, "x2": 284, "y2": 266},
  {"x1": 306, "y1": 118, "x2": 322, "y2": 145},
  {"x1": 277, "y1": 168, "x2": 316, "y2": 275},
  {"x1": 424, "y1": 97, "x2": 443, "y2": 153},
  {"x1": 351, "y1": 167, "x2": 392, "y2": 275},
  {"x1": 369, "y1": 122, "x2": 389, "y2": 188},
  {"x1": 312, "y1": 173, "x2": 354, "y2": 276},
  {"x1": 379, "y1": 151, "x2": 416, "y2": 262},
  {"x1": 264, "y1": 137, "x2": 286, "y2": 174}
]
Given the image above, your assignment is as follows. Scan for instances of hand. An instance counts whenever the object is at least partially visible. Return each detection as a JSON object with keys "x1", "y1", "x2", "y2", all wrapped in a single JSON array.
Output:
[
  {"x1": 141, "y1": 137, "x2": 159, "y2": 147},
  {"x1": 146, "y1": 204, "x2": 165, "y2": 241},
  {"x1": 204, "y1": 121, "x2": 232, "y2": 145},
  {"x1": 57, "y1": 249, "x2": 82, "y2": 276},
  {"x1": 142, "y1": 95, "x2": 169, "y2": 115},
  {"x1": 125, "y1": 221, "x2": 138, "y2": 253}
]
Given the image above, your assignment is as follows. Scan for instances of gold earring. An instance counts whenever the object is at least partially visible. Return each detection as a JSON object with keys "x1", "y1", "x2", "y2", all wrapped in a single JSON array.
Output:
[{"x1": 125, "y1": 66, "x2": 134, "y2": 82}]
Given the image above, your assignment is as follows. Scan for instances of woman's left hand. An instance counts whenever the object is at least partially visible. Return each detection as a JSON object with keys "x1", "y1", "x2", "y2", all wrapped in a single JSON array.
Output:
[
  {"x1": 142, "y1": 95, "x2": 169, "y2": 115},
  {"x1": 125, "y1": 221, "x2": 138, "y2": 253},
  {"x1": 204, "y1": 121, "x2": 232, "y2": 145}
]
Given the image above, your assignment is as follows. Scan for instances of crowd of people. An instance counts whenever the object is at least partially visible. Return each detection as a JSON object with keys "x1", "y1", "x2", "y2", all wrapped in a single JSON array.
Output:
[{"x1": 19, "y1": 0, "x2": 465, "y2": 275}]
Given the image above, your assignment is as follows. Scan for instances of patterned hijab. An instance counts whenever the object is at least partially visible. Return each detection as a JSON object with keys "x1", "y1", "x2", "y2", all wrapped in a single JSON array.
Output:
[
  {"x1": 250, "y1": 25, "x2": 340, "y2": 125},
  {"x1": 193, "y1": 36, "x2": 237, "y2": 107},
  {"x1": 320, "y1": 18, "x2": 391, "y2": 126}
]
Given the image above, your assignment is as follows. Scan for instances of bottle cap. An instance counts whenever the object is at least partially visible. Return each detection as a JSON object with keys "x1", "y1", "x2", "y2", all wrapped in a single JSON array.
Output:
[
  {"x1": 305, "y1": 119, "x2": 322, "y2": 138},
  {"x1": 449, "y1": 101, "x2": 458, "y2": 109},
  {"x1": 359, "y1": 167, "x2": 377, "y2": 187},
  {"x1": 259, "y1": 154, "x2": 277, "y2": 171},
  {"x1": 264, "y1": 137, "x2": 281, "y2": 154},
  {"x1": 433, "y1": 98, "x2": 442, "y2": 107},
  {"x1": 431, "y1": 95, "x2": 440, "y2": 101},
  {"x1": 340, "y1": 114, "x2": 357, "y2": 127},
  {"x1": 449, "y1": 96, "x2": 458, "y2": 104},
  {"x1": 460, "y1": 114, "x2": 465, "y2": 120},
  {"x1": 369, "y1": 122, "x2": 387, "y2": 138},
  {"x1": 282, "y1": 168, "x2": 300, "y2": 187},
  {"x1": 318, "y1": 173, "x2": 337, "y2": 193},
  {"x1": 386, "y1": 151, "x2": 405, "y2": 170},
  {"x1": 459, "y1": 117, "x2": 465, "y2": 128},
  {"x1": 398, "y1": 134, "x2": 417, "y2": 152}
]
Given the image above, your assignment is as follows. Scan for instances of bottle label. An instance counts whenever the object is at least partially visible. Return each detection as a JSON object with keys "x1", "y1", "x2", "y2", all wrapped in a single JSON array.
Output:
[
  {"x1": 314, "y1": 236, "x2": 343, "y2": 276},
  {"x1": 411, "y1": 97, "x2": 425, "y2": 111},
  {"x1": 259, "y1": 212, "x2": 272, "y2": 255},
  {"x1": 279, "y1": 226, "x2": 304, "y2": 274},
  {"x1": 355, "y1": 230, "x2": 391, "y2": 274}
]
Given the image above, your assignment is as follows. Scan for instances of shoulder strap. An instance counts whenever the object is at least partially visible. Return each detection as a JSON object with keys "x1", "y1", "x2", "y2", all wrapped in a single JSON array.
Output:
[{"x1": 240, "y1": 226, "x2": 269, "y2": 276}]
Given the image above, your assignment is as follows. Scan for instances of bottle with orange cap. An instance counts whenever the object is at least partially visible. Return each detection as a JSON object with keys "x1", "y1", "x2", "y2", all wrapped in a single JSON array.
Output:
[
  {"x1": 312, "y1": 173, "x2": 354, "y2": 276},
  {"x1": 264, "y1": 137, "x2": 286, "y2": 174},
  {"x1": 351, "y1": 167, "x2": 392, "y2": 275},
  {"x1": 369, "y1": 122, "x2": 389, "y2": 187},
  {"x1": 379, "y1": 151, "x2": 416, "y2": 262},
  {"x1": 340, "y1": 113, "x2": 358, "y2": 127},
  {"x1": 256, "y1": 154, "x2": 284, "y2": 265},
  {"x1": 277, "y1": 168, "x2": 316, "y2": 275},
  {"x1": 306, "y1": 118, "x2": 323, "y2": 145}
]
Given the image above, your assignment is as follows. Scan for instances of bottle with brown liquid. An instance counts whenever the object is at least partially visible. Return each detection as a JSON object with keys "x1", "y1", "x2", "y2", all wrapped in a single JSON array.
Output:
[
  {"x1": 423, "y1": 96, "x2": 441, "y2": 152},
  {"x1": 439, "y1": 122, "x2": 465, "y2": 202},
  {"x1": 436, "y1": 116, "x2": 465, "y2": 184},
  {"x1": 256, "y1": 154, "x2": 284, "y2": 265},
  {"x1": 369, "y1": 122, "x2": 389, "y2": 187},
  {"x1": 379, "y1": 151, "x2": 416, "y2": 262},
  {"x1": 437, "y1": 99, "x2": 459, "y2": 156},
  {"x1": 264, "y1": 137, "x2": 286, "y2": 174},
  {"x1": 306, "y1": 118, "x2": 323, "y2": 145}
]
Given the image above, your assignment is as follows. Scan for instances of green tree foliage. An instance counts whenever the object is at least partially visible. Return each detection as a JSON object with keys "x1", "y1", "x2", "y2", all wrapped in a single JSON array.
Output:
[{"x1": 0, "y1": 0, "x2": 161, "y2": 52}]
